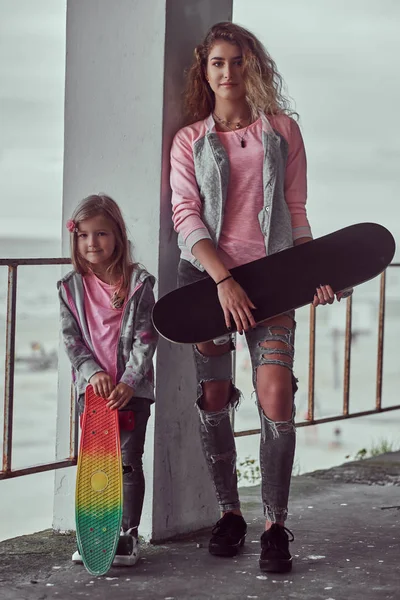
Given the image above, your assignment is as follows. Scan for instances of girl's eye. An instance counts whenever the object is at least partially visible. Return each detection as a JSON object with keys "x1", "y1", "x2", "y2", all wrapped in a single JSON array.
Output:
[
  {"x1": 212, "y1": 62, "x2": 223, "y2": 68},
  {"x1": 78, "y1": 233, "x2": 86, "y2": 238},
  {"x1": 97, "y1": 231, "x2": 106, "y2": 236}
]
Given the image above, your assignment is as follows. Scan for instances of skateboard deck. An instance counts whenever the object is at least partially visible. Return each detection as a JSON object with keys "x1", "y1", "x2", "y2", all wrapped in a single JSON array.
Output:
[
  {"x1": 152, "y1": 223, "x2": 395, "y2": 344},
  {"x1": 75, "y1": 385, "x2": 123, "y2": 576}
]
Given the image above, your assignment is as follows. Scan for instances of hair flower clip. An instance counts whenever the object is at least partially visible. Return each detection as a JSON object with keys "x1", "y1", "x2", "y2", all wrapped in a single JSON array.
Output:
[{"x1": 66, "y1": 219, "x2": 77, "y2": 233}]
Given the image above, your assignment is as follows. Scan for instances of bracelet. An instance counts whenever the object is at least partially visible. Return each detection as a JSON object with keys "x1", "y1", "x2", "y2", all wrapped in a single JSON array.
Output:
[
  {"x1": 216, "y1": 275, "x2": 233, "y2": 286},
  {"x1": 340, "y1": 288, "x2": 354, "y2": 299}
]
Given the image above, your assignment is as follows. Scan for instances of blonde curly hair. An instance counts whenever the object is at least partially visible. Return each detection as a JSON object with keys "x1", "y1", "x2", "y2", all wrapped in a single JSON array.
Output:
[{"x1": 184, "y1": 22, "x2": 296, "y2": 124}]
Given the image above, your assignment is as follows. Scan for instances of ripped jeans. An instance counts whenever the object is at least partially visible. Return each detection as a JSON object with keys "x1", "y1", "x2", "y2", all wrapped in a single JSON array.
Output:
[{"x1": 178, "y1": 259, "x2": 297, "y2": 523}]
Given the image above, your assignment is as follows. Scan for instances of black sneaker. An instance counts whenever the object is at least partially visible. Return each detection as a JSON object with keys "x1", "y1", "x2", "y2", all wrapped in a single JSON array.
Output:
[
  {"x1": 209, "y1": 513, "x2": 247, "y2": 557},
  {"x1": 259, "y1": 524, "x2": 294, "y2": 573}
]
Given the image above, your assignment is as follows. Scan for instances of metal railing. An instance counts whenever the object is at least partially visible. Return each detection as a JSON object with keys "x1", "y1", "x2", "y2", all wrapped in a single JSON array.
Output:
[
  {"x1": 1, "y1": 258, "x2": 73, "y2": 480},
  {"x1": 234, "y1": 264, "x2": 400, "y2": 438},
  {"x1": 1, "y1": 258, "x2": 399, "y2": 477}
]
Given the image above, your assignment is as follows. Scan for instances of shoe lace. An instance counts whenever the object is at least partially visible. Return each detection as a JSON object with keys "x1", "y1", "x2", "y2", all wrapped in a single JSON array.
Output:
[
  {"x1": 282, "y1": 526, "x2": 294, "y2": 542},
  {"x1": 264, "y1": 525, "x2": 294, "y2": 549},
  {"x1": 120, "y1": 527, "x2": 138, "y2": 538},
  {"x1": 211, "y1": 515, "x2": 238, "y2": 537},
  {"x1": 211, "y1": 518, "x2": 227, "y2": 537}
]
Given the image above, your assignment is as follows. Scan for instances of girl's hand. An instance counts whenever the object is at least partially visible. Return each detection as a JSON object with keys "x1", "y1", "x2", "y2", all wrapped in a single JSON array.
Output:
[
  {"x1": 89, "y1": 372, "x2": 114, "y2": 398},
  {"x1": 106, "y1": 383, "x2": 134, "y2": 410},
  {"x1": 217, "y1": 277, "x2": 256, "y2": 334},
  {"x1": 312, "y1": 285, "x2": 354, "y2": 307}
]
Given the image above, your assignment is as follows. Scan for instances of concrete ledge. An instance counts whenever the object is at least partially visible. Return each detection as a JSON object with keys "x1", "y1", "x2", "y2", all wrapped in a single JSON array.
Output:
[{"x1": 307, "y1": 450, "x2": 400, "y2": 486}]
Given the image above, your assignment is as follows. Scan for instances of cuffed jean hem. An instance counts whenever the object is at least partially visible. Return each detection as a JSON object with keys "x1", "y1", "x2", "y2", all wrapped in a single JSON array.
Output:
[
  {"x1": 219, "y1": 502, "x2": 241, "y2": 512},
  {"x1": 264, "y1": 505, "x2": 289, "y2": 523}
]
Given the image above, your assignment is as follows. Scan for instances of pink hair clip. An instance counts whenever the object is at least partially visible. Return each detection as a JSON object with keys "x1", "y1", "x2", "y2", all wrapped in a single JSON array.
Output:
[{"x1": 66, "y1": 219, "x2": 77, "y2": 233}]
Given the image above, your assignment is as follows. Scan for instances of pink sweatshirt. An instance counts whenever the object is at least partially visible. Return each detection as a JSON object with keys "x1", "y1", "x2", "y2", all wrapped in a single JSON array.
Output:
[{"x1": 170, "y1": 113, "x2": 312, "y2": 269}]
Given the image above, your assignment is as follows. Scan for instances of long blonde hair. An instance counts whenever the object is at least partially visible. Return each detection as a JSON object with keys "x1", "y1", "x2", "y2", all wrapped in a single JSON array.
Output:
[
  {"x1": 184, "y1": 22, "x2": 296, "y2": 123},
  {"x1": 69, "y1": 194, "x2": 134, "y2": 293}
]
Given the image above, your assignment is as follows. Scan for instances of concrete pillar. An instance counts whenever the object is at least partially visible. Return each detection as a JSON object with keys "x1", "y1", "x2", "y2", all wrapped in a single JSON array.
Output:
[{"x1": 53, "y1": 0, "x2": 233, "y2": 541}]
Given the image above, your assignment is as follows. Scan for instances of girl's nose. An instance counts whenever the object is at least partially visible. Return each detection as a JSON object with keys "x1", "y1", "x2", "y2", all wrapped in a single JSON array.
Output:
[{"x1": 223, "y1": 65, "x2": 232, "y2": 80}]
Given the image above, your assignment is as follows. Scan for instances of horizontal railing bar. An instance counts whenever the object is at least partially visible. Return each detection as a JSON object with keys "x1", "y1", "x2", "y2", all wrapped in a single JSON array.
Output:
[
  {"x1": 0, "y1": 260, "x2": 398, "y2": 268},
  {"x1": 0, "y1": 258, "x2": 71, "y2": 267},
  {"x1": 234, "y1": 404, "x2": 400, "y2": 437},
  {"x1": 0, "y1": 458, "x2": 78, "y2": 480}
]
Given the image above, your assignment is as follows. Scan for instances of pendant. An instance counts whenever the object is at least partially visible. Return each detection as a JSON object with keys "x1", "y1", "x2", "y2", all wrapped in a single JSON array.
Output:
[
  {"x1": 235, "y1": 123, "x2": 241, "y2": 129},
  {"x1": 110, "y1": 291, "x2": 124, "y2": 309},
  {"x1": 241, "y1": 139, "x2": 246, "y2": 148}
]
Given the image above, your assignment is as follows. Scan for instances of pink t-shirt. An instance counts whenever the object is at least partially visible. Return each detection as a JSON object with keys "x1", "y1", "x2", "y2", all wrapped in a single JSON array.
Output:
[
  {"x1": 170, "y1": 112, "x2": 312, "y2": 269},
  {"x1": 83, "y1": 274, "x2": 125, "y2": 383},
  {"x1": 216, "y1": 118, "x2": 265, "y2": 269}
]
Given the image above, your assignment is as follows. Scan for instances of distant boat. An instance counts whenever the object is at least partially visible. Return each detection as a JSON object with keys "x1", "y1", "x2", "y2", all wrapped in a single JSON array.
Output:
[{"x1": 15, "y1": 342, "x2": 57, "y2": 371}]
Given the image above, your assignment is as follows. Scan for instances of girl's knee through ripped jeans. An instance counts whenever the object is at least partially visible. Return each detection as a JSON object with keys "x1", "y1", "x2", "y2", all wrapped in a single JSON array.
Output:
[{"x1": 192, "y1": 315, "x2": 298, "y2": 519}]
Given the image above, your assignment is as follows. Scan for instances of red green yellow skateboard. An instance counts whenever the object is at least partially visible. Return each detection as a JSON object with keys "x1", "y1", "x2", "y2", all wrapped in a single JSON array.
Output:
[{"x1": 75, "y1": 385, "x2": 123, "y2": 575}]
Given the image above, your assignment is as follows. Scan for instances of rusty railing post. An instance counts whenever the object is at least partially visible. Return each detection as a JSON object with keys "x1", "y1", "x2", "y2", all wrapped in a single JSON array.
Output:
[
  {"x1": 307, "y1": 305, "x2": 316, "y2": 422},
  {"x1": 343, "y1": 294, "x2": 353, "y2": 416},
  {"x1": 2, "y1": 265, "x2": 17, "y2": 474},
  {"x1": 376, "y1": 270, "x2": 386, "y2": 411}
]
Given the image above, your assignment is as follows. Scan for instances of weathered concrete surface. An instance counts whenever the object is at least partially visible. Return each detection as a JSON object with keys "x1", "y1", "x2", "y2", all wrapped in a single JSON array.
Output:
[
  {"x1": 307, "y1": 450, "x2": 400, "y2": 486},
  {"x1": 1, "y1": 452, "x2": 399, "y2": 600}
]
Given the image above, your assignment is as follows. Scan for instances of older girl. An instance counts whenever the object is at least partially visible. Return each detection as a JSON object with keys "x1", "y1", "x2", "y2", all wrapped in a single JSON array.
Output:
[{"x1": 170, "y1": 22, "x2": 347, "y2": 573}]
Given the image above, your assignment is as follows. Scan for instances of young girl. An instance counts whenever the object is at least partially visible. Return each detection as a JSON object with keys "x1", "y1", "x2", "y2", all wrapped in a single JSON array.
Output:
[
  {"x1": 170, "y1": 22, "x2": 351, "y2": 573},
  {"x1": 58, "y1": 194, "x2": 158, "y2": 566}
]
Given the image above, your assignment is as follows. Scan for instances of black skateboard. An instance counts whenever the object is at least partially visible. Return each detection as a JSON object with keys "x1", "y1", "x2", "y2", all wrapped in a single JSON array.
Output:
[{"x1": 152, "y1": 223, "x2": 395, "y2": 344}]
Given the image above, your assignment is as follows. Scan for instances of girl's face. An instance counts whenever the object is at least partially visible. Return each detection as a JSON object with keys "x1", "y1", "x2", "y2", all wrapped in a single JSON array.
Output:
[
  {"x1": 206, "y1": 41, "x2": 246, "y2": 105},
  {"x1": 77, "y1": 214, "x2": 116, "y2": 271}
]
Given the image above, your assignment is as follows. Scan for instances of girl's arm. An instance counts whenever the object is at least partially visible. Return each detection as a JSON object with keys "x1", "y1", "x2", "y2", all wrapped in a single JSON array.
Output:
[
  {"x1": 285, "y1": 118, "x2": 313, "y2": 242},
  {"x1": 58, "y1": 284, "x2": 104, "y2": 384},
  {"x1": 118, "y1": 278, "x2": 158, "y2": 392},
  {"x1": 170, "y1": 130, "x2": 211, "y2": 253},
  {"x1": 170, "y1": 130, "x2": 256, "y2": 334},
  {"x1": 191, "y1": 239, "x2": 256, "y2": 334}
]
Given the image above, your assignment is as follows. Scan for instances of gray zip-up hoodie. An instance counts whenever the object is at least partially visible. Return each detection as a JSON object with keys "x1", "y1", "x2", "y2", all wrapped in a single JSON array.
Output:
[{"x1": 58, "y1": 266, "x2": 157, "y2": 403}]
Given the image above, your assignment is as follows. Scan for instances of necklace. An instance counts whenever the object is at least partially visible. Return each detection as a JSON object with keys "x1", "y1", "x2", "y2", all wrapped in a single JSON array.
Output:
[
  {"x1": 92, "y1": 269, "x2": 125, "y2": 309},
  {"x1": 110, "y1": 289, "x2": 125, "y2": 310},
  {"x1": 213, "y1": 113, "x2": 251, "y2": 148},
  {"x1": 222, "y1": 119, "x2": 242, "y2": 129}
]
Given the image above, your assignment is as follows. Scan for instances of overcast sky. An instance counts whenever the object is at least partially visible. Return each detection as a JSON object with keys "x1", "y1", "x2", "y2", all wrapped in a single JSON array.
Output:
[
  {"x1": 0, "y1": 0, "x2": 66, "y2": 239},
  {"x1": 234, "y1": 0, "x2": 400, "y2": 248},
  {"x1": 0, "y1": 0, "x2": 399, "y2": 251}
]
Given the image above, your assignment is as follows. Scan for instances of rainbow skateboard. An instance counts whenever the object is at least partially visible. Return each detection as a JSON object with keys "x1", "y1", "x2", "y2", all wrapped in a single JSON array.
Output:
[{"x1": 75, "y1": 385, "x2": 123, "y2": 575}]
